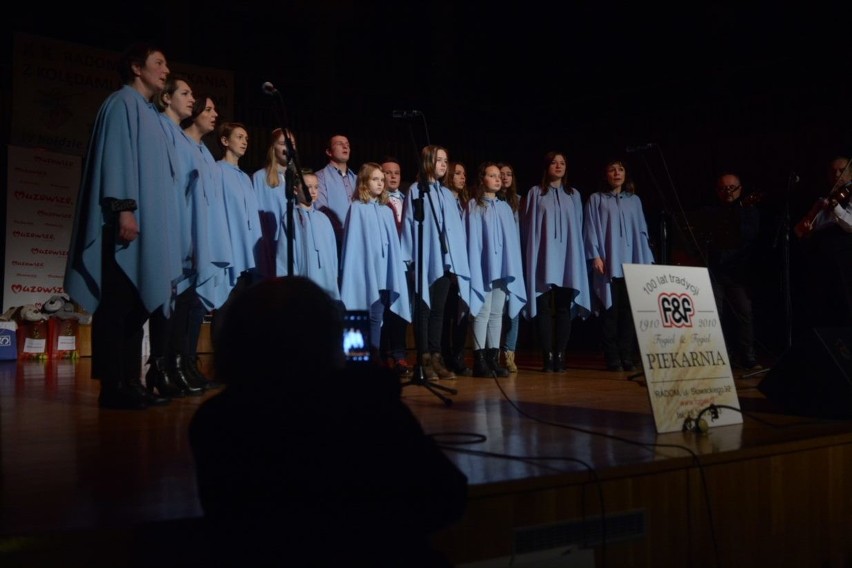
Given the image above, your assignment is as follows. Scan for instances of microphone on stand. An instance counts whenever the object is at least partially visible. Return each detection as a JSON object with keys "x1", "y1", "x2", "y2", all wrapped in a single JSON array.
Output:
[
  {"x1": 625, "y1": 142, "x2": 657, "y2": 153},
  {"x1": 392, "y1": 110, "x2": 422, "y2": 119},
  {"x1": 261, "y1": 81, "x2": 279, "y2": 96}
]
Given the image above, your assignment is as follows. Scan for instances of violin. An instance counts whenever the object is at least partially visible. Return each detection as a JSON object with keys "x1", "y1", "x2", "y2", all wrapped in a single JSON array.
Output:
[
  {"x1": 794, "y1": 181, "x2": 852, "y2": 238},
  {"x1": 740, "y1": 190, "x2": 765, "y2": 207}
]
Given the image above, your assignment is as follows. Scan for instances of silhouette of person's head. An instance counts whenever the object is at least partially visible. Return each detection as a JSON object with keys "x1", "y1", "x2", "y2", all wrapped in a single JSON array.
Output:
[{"x1": 213, "y1": 276, "x2": 345, "y2": 387}]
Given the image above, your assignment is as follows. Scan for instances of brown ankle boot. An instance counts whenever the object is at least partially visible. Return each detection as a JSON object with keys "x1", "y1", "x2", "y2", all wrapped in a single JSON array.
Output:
[
  {"x1": 503, "y1": 350, "x2": 518, "y2": 373},
  {"x1": 420, "y1": 352, "x2": 438, "y2": 380},
  {"x1": 430, "y1": 352, "x2": 456, "y2": 380}
]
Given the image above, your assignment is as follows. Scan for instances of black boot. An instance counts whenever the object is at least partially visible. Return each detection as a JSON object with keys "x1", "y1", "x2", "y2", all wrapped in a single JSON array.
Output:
[
  {"x1": 169, "y1": 355, "x2": 204, "y2": 396},
  {"x1": 553, "y1": 351, "x2": 566, "y2": 372},
  {"x1": 486, "y1": 348, "x2": 509, "y2": 377},
  {"x1": 450, "y1": 352, "x2": 472, "y2": 376},
  {"x1": 146, "y1": 356, "x2": 184, "y2": 399},
  {"x1": 181, "y1": 354, "x2": 222, "y2": 390},
  {"x1": 472, "y1": 349, "x2": 491, "y2": 377},
  {"x1": 99, "y1": 380, "x2": 150, "y2": 410},
  {"x1": 541, "y1": 351, "x2": 554, "y2": 373}
]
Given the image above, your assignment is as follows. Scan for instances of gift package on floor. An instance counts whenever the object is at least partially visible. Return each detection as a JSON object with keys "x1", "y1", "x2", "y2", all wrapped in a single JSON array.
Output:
[
  {"x1": 0, "y1": 321, "x2": 17, "y2": 361},
  {"x1": 16, "y1": 318, "x2": 49, "y2": 360},
  {"x1": 48, "y1": 316, "x2": 79, "y2": 359}
]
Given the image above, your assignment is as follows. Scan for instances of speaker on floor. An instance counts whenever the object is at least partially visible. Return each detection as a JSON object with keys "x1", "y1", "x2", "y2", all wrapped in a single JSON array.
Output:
[{"x1": 758, "y1": 327, "x2": 852, "y2": 418}]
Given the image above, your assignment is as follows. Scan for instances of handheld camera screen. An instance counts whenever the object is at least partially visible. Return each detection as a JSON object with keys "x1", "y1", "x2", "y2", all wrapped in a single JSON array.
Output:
[{"x1": 342, "y1": 310, "x2": 371, "y2": 364}]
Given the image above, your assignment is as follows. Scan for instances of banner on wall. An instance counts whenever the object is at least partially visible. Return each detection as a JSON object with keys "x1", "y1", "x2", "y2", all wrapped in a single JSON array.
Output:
[
  {"x1": 623, "y1": 263, "x2": 742, "y2": 434},
  {"x1": 3, "y1": 146, "x2": 81, "y2": 312},
  {"x1": 10, "y1": 32, "x2": 235, "y2": 156}
]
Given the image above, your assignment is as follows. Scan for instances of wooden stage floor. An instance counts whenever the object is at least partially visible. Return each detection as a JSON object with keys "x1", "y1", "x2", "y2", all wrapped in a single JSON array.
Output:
[{"x1": 2, "y1": 351, "x2": 852, "y2": 567}]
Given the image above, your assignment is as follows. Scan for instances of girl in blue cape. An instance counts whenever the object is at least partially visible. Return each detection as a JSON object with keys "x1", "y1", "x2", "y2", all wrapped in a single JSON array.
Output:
[
  {"x1": 497, "y1": 162, "x2": 522, "y2": 373},
  {"x1": 340, "y1": 163, "x2": 411, "y2": 353},
  {"x1": 251, "y1": 128, "x2": 293, "y2": 279},
  {"x1": 466, "y1": 162, "x2": 527, "y2": 377},
  {"x1": 401, "y1": 145, "x2": 472, "y2": 380},
  {"x1": 217, "y1": 122, "x2": 263, "y2": 292}
]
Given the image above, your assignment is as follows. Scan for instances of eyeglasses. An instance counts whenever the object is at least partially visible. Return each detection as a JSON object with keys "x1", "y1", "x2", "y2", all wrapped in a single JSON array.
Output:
[{"x1": 719, "y1": 185, "x2": 742, "y2": 193}]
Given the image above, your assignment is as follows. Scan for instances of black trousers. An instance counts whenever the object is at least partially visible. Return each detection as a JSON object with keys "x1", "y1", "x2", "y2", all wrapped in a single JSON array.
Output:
[
  {"x1": 535, "y1": 286, "x2": 573, "y2": 353},
  {"x1": 600, "y1": 277, "x2": 636, "y2": 365},
  {"x1": 711, "y1": 272, "x2": 755, "y2": 362},
  {"x1": 416, "y1": 274, "x2": 451, "y2": 354},
  {"x1": 91, "y1": 224, "x2": 149, "y2": 386},
  {"x1": 441, "y1": 276, "x2": 468, "y2": 360},
  {"x1": 148, "y1": 287, "x2": 197, "y2": 360}
]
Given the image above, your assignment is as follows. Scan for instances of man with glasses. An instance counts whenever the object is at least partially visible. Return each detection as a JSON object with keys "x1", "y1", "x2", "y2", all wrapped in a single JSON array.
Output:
[{"x1": 706, "y1": 172, "x2": 764, "y2": 371}]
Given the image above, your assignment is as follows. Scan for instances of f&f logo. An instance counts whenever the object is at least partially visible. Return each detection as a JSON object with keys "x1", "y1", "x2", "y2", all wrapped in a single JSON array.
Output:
[{"x1": 658, "y1": 293, "x2": 694, "y2": 328}]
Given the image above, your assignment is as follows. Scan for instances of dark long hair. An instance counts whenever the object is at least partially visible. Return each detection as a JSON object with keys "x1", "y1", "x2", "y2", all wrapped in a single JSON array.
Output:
[{"x1": 540, "y1": 151, "x2": 574, "y2": 196}]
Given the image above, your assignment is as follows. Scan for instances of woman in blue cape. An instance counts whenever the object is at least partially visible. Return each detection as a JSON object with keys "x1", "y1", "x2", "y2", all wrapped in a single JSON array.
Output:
[
  {"x1": 64, "y1": 43, "x2": 182, "y2": 409},
  {"x1": 584, "y1": 157, "x2": 654, "y2": 371},
  {"x1": 521, "y1": 151, "x2": 591, "y2": 372}
]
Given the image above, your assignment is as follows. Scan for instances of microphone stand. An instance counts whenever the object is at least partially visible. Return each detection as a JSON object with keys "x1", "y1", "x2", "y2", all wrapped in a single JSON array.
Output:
[
  {"x1": 282, "y1": 131, "x2": 306, "y2": 277},
  {"x1": 264, "y1": 85, "x2": 307, "y2": 277}
]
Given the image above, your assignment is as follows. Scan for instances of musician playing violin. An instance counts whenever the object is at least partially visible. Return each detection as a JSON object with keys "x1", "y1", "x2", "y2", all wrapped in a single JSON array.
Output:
[{"x1": 792, "y1": 156, "x2": 852, "y2": 331}]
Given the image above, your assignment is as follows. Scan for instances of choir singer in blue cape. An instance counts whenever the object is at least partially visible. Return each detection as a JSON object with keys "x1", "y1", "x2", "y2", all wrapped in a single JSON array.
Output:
[
  {"x1": 584, "y1": 157, "x2": 655, "y2": 372},
  {"x1": 64, "y1": 43, "x2": 183, "y2": 409},
  {"x1": 521, "y1": 151, "x2": 591, "y2": 372},
  {"x1": 340, "y1": 162, "x2": 410, "y2": 352},
  {"x1": 401, "y1": 145, "x2": 472, "y2": 380},
  {"x1": 466, "y1": 162, "x2": 527, "y2": 377},
  {"x1": 276, "y1": 170, "x2": 341, "y2": 302}
]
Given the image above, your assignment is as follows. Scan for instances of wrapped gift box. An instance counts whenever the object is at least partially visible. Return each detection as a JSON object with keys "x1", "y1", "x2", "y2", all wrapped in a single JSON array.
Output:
[
  {"x1": 48, "y1": 316, "x2": 79, "y2": 359},
  {"x1": 0, "y1": 321, "x2": 17, "y2": 361},
  {"x1": 17, "y1": 319, "x2": 48, "y2": 360}
]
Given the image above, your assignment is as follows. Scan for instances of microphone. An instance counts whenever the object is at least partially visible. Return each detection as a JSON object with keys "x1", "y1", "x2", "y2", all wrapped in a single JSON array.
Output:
[
  {"x1": 261, "y1": 81, "x2": 278, "y2": 95},
  {"x1": 392, "y1": 110, "x2": 422, "y2": 119},
  {"x1": 625, "y1": 143, "x2": 657, "y2": 153}
]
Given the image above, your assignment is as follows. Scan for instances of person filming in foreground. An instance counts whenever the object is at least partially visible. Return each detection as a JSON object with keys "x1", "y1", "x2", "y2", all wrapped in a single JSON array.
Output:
[{"x1": 188, "y1": 276, "x2": 468, "y2": 567}]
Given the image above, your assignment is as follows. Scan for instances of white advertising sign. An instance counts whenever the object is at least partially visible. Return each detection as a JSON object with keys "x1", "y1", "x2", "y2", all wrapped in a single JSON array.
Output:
[
  {"x1": 623, "y1": 264, "x2": 742, "y2": 433},
  {"x1": 4, "y1": 145, "x2": 80, "y2": 312}
]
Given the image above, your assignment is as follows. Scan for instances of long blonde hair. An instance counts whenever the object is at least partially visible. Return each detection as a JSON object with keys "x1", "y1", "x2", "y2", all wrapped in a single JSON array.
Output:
[
  {"x1": 355, "y1": 162, "x2": 389, "y2": 205},
  {"x1": 263, "y1": 128, "x2": 292, "y2": 188}
]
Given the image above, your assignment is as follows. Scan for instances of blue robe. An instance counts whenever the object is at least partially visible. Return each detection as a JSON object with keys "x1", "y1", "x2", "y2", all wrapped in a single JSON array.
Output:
[
  {"x1": 520, "y1": 185, "x2": 590, "y2": 320},
  {"x1": 400, "y1": 181, "x2": 471, "y2": 311},
  {"x1": 64, "y1": 85, "x2": 182, "y2": 315},
  {"x1": 340, "y1": 199, "x2": 411, "y2": 322},
  {"x1": 315, "y1": 163, "x2": 357, "y2": 241},
  {"x1": 276, "y1": 205, "x2": 341, "y2": 301},
  {"x1": 194, "y1": 142, "x2": 233, "y2": 310},
  {"x1": 157, "y1": 115, "x2": 193, "y2": 279},
  {"x1": 465, "y1": 197, "x2": 527, "y2": 319},
  {"x1": 219, "y1": 161, "x2": 263, "y2": 288},
  {"x1": 251, "y1": 168, "x2": 287, "y2": 278},
  {"x1": 159, "y1": 115, "x2": 218, "y2": 299},
  {"x1": 583, "y1": 190, "x2": 655, "y2": 312}
]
